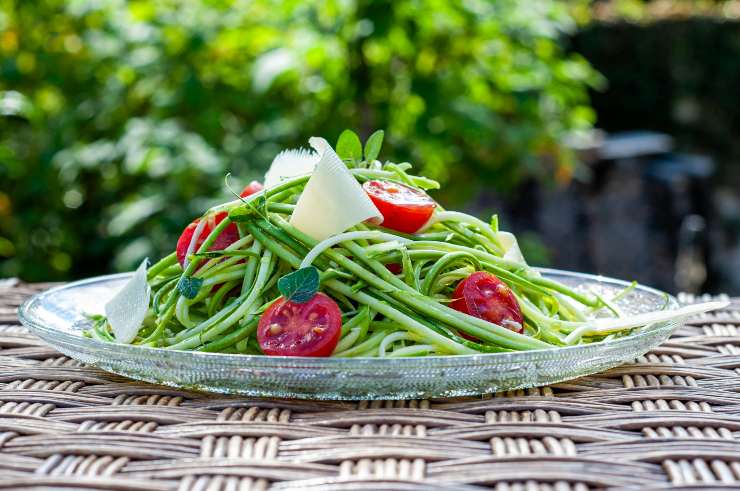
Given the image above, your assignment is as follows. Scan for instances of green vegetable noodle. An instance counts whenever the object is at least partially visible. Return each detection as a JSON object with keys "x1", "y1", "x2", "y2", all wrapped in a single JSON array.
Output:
[{"x1": 90, "y1": 130, "x2": 643, "y2": 357}]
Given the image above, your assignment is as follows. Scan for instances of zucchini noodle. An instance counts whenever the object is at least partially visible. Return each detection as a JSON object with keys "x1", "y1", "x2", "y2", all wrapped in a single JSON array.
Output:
[{"x1": 300, "y1": 231, "x2": 412, "y2": 269}]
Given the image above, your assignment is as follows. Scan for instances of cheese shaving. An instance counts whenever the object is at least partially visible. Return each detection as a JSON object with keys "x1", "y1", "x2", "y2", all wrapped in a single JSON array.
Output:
[
  {"x1": 104, "y1": 259, "x2": 151, "y2": 344},
  {"x1": 289, "y1": 137, "x2": 382, "y2": 241},
  {"x1": 264, "y1": 148, "x2": 319, "y2": 188}
]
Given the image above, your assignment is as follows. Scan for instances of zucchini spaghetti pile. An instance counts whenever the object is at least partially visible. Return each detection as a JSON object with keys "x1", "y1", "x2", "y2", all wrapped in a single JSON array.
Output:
[{"x1": 88, "y1": 131, "x2": 640, "y2": 357}]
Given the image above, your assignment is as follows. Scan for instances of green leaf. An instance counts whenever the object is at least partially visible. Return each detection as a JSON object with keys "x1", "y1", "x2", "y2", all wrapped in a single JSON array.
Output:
[
  {"x1": 277, "y1": 266, "x2": 319, "y2": 303},
  {"x1": 177, "y1": 276, "x2": 204, "y2": 299},
  {"x1": 364, "y1": 130, "x2": 384, "y2": 162},
  {"x1": 336, "y1": 130, "x2": 362, "y2": 162}
]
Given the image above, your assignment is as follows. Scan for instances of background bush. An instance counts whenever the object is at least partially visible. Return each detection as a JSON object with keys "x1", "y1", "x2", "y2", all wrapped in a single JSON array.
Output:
[{"x1": 0, "y1": 0, "x2": 599, "y2": 281}]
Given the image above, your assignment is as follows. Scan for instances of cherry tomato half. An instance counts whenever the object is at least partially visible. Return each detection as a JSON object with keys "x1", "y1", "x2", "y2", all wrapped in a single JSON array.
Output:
[
  {"x1": 451, "y1": 271, "x2": 524, "y2": 334},
  {"x1": 257, "y1": 293, "x2": 342, "y2": 357},
  {"x1": 362, "y1": 180, "x2": 436, "y2": 234},
  {"x1": 175, "y1": 212, "x2": 240, "y2": 267},
  {"x1": 240, "y1": 180, "x2": 264, "y2": 198}
]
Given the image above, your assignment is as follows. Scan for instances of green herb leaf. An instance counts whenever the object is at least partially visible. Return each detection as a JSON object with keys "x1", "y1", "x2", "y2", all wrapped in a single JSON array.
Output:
[
  {"x1": 336, "y1": 129, "x2": 362, "y2": 162},
  {"x1": 177, "y1": 276, "x2": 204, "y2": 299},
  {"x1": 278, "y1": 266, "x2": 319, "y2": 303},
  {"x1": 364, "y1": 129, "x2": 384, "y2": 162}
]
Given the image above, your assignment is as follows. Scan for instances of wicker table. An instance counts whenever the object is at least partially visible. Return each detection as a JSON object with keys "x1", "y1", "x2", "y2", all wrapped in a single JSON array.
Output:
[{"x1": 2, "y1": 280, "x2": 740, "y2": 490}]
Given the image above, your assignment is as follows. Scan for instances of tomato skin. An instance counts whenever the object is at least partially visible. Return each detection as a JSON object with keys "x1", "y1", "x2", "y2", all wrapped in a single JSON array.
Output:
[
  {"x1": 451, "y1": 272, "x2": 524, "y2": 334},
  {"x1": 240, "y1": 180, "x2": 264, "y2": 198},
  {"x1": 362, "y1": 180, "x2": 436, "y2": 233},
  {"x1": 175, "y1": 212, "x2": 240, "y2": 267},
  {"x1": 385, "y1": 263, "x2": 403, "y2": 274},
  {"x1": 257, "y1": 293, "x2": 342, "y2": 357}
]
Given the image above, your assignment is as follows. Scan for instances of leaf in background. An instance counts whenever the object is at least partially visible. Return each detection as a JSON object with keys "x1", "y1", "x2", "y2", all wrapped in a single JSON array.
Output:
[
  {"x1": 336, "y1": 130, "x2": 362, "y2": 162},
  {"x1": 177, "y1": 276, "x2": 204, "y2": 299},
  {"x1": 277, "y1": 266, "x2": 319, "y2": 303},
  {"x1": 108, "y1": 195, "x2": 165, "y2": 236},
  {"x1": 364, "y1": 130, "x2": 384, "y2": 162},
  {"x1": 252, "y1": 48, "x2": 297, "y2": 93},
  {"x1": 0, "y1": 91, "x2": 38, "y2": 121}
]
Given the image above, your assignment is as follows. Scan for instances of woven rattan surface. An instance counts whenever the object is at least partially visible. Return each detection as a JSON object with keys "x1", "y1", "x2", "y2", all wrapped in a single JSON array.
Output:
[{"x1": 2, "y1": 279, "x2": 740, "y2": 490}]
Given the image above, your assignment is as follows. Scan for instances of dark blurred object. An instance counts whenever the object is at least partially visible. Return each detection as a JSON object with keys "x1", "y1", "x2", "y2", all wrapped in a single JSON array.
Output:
[
  {"x1": 573, "y1": 18, "x2": 740, "y2": 193},
  {"x1": 572, "y1": 20, "x2": 740, "y2": 210},
  {"x1": 569, "y1": 17, "x2": 740, "y2": 293},
  {"x1": 598, "y1": 131, "x2": 673, "y2": 160},
  {"x1": 675, "y1": 215, "x2": 708, "y2": 294},
  {"x1": 479, "y1": 130, "x2": 720, "y2": 294},
  {"x1": 643, "y1": 152, "x2": 714, "y2": 291}
]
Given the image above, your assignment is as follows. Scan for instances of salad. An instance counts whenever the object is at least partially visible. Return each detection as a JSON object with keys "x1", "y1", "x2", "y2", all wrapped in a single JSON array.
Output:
[{"x1": 87, "y1": 130, "x2": 720, "y2": 357}]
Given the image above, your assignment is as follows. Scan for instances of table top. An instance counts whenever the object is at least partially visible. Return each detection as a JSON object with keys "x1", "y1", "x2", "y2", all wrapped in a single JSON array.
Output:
[{"x1": 2, "y1": 280, "x2": 740, "y2": 490}]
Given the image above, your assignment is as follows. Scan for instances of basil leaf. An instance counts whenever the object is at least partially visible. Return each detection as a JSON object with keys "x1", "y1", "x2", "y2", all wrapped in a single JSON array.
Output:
[
  {"x1": 278, "y1": 266, "x2": 319, "y2": 303},
  {"x1": 177, "y1": 276, "x2": 204, "y2": 299},
  {"x1": 364, "y1": 129, "x2": 384, "y2": 162},
  {"x1": 336, "y1": 129, "x2": 362, "y2": 162}
]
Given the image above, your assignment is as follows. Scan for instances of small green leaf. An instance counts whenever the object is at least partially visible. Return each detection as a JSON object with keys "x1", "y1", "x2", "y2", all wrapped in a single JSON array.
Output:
[
  {"x1": 177, "y1": 276, "x2": 204, "y2": 299},
  {"x1": 364, "y1": 129, "x2": 384, "y2": 162},
  {"x1": 490, "y1": 214, "x2": 499, "y2": 233},
  {"x1": 336, "y1": 129, "x2": 362, "y2": 162},
  {"x1": 278, "y1": 266, "x2": 319, "y2": 303}
]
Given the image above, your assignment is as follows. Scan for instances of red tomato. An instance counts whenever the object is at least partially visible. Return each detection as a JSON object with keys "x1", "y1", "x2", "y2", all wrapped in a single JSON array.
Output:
[
  {"x1": 175, "y1": 212, "x2": 240, "y2": 267},
  {"x1": 240, "y1": 180, "x2": 264, "y2": 198},
  {"x1": 362, "y1": 180, "x2": 436, "y2": 233},
  {"x1": 451, "y1": 272, "x2": 524, "y2": 334},
  {"x1": 385, "y1": 263, "x2": 402, "y2": 274},
  {"x1": 257, "y1": 293, "x2": 342, "y2": 357}
]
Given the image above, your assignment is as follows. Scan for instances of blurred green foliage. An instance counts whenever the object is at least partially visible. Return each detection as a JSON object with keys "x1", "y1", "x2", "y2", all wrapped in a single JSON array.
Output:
[{"x1": 0, "y1": 0, "x2": 600, "y2": 281}]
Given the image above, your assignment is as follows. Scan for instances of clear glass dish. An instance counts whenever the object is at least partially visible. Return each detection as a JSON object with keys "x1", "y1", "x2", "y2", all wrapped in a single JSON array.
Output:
[{"x1": 18, "y1": 269, "x2": 680, "y2": 400}]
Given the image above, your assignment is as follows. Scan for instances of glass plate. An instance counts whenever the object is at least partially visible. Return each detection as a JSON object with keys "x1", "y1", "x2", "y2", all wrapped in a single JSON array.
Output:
[{"x1": 19, "y1": 269, "x2": 680, "y2": 400}]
